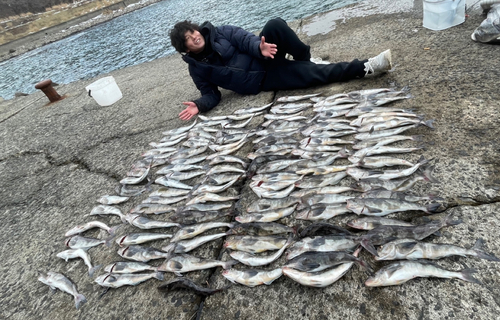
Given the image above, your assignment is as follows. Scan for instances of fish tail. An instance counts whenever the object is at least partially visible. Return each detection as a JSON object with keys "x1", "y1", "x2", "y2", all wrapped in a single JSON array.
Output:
[
  {"x1": 155, "y1": 272, "x2": 165, "y2": 281},
  {"x1": 472, "y1": 239, "x2": 500, "y2": 261},
  {"x1": 75, "y1": 293, "x2": 87, "y2": 310},
  {"x1": 223, "y1": 260, "x2": 239, "y2": 270},
  {"x1": 420, "y1": 165, "x2": 440, "y2": 183},
  {"x1": 360, "y1": 238, "x2": 379, "y2": 257},
  {"x1": 108, "y1": 225, "x2": 121, "y2": 236},
  {"x1": 411, "y1": 135, "x2": 424, "y2": 142},
  {"x1": 425, "y1": 203, "x2": 442, "y2": 214},
  {"x1": 422, "y1": 119, "x2": 435, "y2": 129},
  {"x1": 89, "y1": 265, "x2": 102, "y2": 278},
  {"x1": 357, "y1": 258, "x2": 375, "y2": 275},
  {"x1": 459, "y1": 268, "x2": 482, "y2": 285},
  {"x1": 443, "y1": 213, "x2": 463, "y2": 226}
]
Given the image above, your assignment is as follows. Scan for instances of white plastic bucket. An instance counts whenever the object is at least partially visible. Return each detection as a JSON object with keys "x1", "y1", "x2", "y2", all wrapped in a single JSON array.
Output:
[
  {"x1": 85, "y1": 76, "x2": 123, "y2": 106},
  {"x1": 423, "y1": 0, "x2": 466, "y2": 31}
]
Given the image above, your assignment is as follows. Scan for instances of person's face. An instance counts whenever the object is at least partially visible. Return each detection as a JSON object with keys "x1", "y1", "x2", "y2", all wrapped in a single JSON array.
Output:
[{"x1": 184, "y1": 30, "x2": 205, "y2": 54}]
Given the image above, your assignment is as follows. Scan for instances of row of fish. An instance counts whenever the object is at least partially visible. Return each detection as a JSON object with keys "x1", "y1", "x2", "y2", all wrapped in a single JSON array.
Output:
[{"x1": 39, "y1": 87, "x2": 497, "y2": 309}]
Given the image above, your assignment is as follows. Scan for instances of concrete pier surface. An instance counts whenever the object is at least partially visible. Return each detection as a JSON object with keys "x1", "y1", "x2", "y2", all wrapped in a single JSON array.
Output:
[{"x1": 1, "y1": 0, "x2": 499, "y2": 319}]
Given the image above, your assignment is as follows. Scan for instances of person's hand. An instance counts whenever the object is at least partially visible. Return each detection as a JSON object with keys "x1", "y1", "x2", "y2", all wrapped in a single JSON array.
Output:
[
  {"x1": 259, "y1": 36, "x2": 277, "y2": 59},
  {"x1": 179, "y1": 101, "x2": 199, "y2": 121}
]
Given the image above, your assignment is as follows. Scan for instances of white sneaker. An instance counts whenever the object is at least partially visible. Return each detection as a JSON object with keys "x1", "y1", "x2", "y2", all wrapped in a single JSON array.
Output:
[{"x1": 364, "y1": 49, "x2": 392, "y2": 75}]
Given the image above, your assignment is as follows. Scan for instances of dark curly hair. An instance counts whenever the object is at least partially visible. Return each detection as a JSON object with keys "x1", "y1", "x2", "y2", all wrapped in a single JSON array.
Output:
[{"x1": 169, "y1": 20, "x2": 200, "y2": 53}]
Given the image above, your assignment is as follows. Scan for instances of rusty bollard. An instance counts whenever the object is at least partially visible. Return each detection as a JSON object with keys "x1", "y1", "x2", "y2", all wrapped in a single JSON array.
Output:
[{"x1": 35, "y1": 79, "x2": 62, "y2": 103}]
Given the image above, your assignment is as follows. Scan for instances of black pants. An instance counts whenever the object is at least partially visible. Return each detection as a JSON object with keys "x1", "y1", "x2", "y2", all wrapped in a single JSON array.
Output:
[{"x1": 260, "y1": 18, "x2": 367, "y2": 91}]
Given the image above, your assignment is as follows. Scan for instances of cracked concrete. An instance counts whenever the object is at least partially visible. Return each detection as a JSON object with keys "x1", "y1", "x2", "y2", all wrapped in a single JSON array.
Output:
[{"x1": 0, "y1": 0, "x2": 499, "y2": 319}]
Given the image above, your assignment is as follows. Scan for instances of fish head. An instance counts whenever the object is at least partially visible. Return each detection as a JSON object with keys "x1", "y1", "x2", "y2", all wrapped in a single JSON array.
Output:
[
  {"x1": 364, "y1": 276, "x2": 385, "y2": 287},
  {"x1": 375, "y1": 243, "x2": 397, "y2": 261}
]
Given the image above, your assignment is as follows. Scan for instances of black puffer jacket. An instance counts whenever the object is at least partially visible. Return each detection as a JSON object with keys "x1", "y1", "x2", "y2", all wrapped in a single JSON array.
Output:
[{"x1": 182, "y1": 22, "x2": 267, "y2": 113}]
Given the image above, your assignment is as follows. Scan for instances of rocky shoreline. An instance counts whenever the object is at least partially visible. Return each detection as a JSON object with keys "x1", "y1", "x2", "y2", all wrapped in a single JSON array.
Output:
[{"x1": 0, "y1": 0, "x2": 162, "y2": 63}]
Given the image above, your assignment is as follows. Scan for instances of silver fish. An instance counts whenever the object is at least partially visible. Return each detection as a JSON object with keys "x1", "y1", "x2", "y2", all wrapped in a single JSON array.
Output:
[
  {"x1": 180, "y1": 201, "x2": 234, "y2": 212},
  {"x1": 149, "y1": 187, "x2": 191, "y2": 198},
  {"x1": 119, "y1": 166, "x2": 150, "y2": 185},
  {"x1": 150, "y1": 136, "x2": 186, "y2": 148},
  {"x1": 229, "y1": 236, "x2": 293, "y2": 266},
  {"x1": 276, "y1": 93, "x2": 321, "y2": 102},
  {"x1": 123, "y1": 213, "x2": 180, "y2": 229},
  {"x1": 227, "y1": 112, "x2": 263, "y2": 120},
  {"x1": 154, "y1": 177, "x2": 193, "y2": 190},
  {"x1": 235, "y1": 205, "x2": 297, "y2": 223},
  {"x1": 375, "y1": 238, "x2": 500, "y2": 261},
  {"x1": 163, "y1": 170, "x2": 206, "y2": 181},
  {"x1": 294, "y1": 172, "x2": 348, "y2": 189},
  {"x1": 38, "y1": 271, "x2": 87, "y2": 309},
  {"x1": 233, "y1": 102, "x2": 273, "y2": 115},
  {"x1": 158, "y1": 254, "x2": 237, "y2": 275},
  {"x1": 163, "y1": 232, "x2": 227, "y2": 253},
  {"x1": 142, "y1": 195, "x2": 188, "y2": 205},
  {"x1": 56, "y1": 248, "x2": 101, "y2": 277},
  {"x1": 246, "y1": 197, "x2": 300, "y2": 213},
  {"x1": 209, "y1": 155, "x2": 249, "y2": 168},
  {"x1": 364, "y1": 260, "x2": 481, "y2": 287},
  {"x1": 115, "y1": 233, "x2": 173, "y2": 247},
  {"x1": 222, "y1": 268, "x2": 283, "y2": 287},
  {"x1": 282, "y1": 247, "x2": 362, "y2": 287},
  {"x1": 90, "y1": 205, "x2": 125, "y2": 222},
  {"x1": 65, "y1": 221, "x2": 120, "y2": 237},
  {"x1": 98, "y1": 195, "x2": 130, "y2": 205},
  {"x1": 346, "y1": 198, "x2": 441, "y2": 216},
  {"x1": 347, "y1": 216, "x2": 414, "y2": 230},
  {"x1": 206, "y1": 164, "x2": 246, "y2": 175},
  {"x1": 286, "y1": 236, "x2": 359, "y2": 260},
  {"x1": 104, "y1": 261, "x2": 158, "y2": 273},
  {"x1": 192, "y1": 179, "x2": 238, "y2": 195},
  {"x1": 95, "y1": 272, "x2": 164, "y2": 288},
  {"x1": 352, "y1": 135, "x2": 422, "y2": 150},
  {"x1": 171, "y1": 222, "x2": 234, "y2": 242},
  {"x1": 185, "y1": 193, "x2": 239, "y2": 205},
  {"x1": 162, "y1": 120, "x2": 197, "y2": 136},
  {"x1": 117, "y1": 245, "x2": 171, "y2": 262},
  {"x1": 156, "y1": 164, "x2": 204, "y2": 174},
  {"x1": 223, "y1": 235, "x2": 288, "y2": 253},
  {"x1": 65, "y1": 235, "x2": 109, "y2": 250},
  {"x1": 295, "y1": 205, "x2": 351, "y2": 221}
]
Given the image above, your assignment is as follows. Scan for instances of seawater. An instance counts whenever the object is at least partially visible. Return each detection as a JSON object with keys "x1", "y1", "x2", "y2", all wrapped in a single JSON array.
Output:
[{"x1": 0, "y1": 0, "x2": 358, "y2": 100}]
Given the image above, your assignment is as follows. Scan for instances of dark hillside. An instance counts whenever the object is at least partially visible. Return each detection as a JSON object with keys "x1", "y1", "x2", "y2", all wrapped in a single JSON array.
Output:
[{"x1": 0, "y1": 0, "x2": 76, "y2": 19}]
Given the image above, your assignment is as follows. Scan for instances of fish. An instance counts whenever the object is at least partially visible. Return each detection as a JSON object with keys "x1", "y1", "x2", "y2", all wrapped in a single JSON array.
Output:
[
  {"x1": 228, "y1": 222, "x2": 295, "y2": 236},
  {"x1": 150, "y1": 136, "x2": 187, "y2": 148},
  {"x1": 209, "y1": 155, "x2": 249, "y2": 168},
  {"x1": 65, "y1": 221, "x2": 120, "y2": 237},
  {"x1": 223, "y1": 235, "x2": 288, "y2": 253},
  {"x1": 298, "y1": 222, "x2": 353, "y2": 238},
  {"x1": 229, "y1": 236, "x2": 293, "y2": 266},
  {"x1": 222, "y1": 114, "x2": 255, "y2": 128},
  {"x1": 163, "y1": 170, "x2": 206, "y2": 181},
  {"x1": 38, "y1": 271, "x2": 87, "y2": 309},
  {"x1": 353, "y1": 124, "x2": 420, "y2": 140},
  {"x1": 206, "y1": 164, "x2": 246, "y2": 175},
  {"x1": 149, "y1": 187, "x2": 191, "y2": 198},
  {"x1": 252, "y1": 184, "x2": 295, "y2": 199},
  {"x1": 295, "y1": 205, "x2": 352, "y2": 221},
  {"x1": 375, "y1": 238, "x2": 500, "y2": 261},
  {"x1": 235, "y1": 205, "x2": 297, "y2": 223},
  {"x1": 171, "y1": 222, "x2": 234, "y2": 242},
  {"x1": 129, "y1": 203, "x2": 176, "y2": 215},
  {"x1": 180, "y1": 201, "x2": 235, "y2": 212},
  {"x1": 125, "y1": 213, "x2": 180, "y2": 229},
  {"x1": 185, "y1": 193, "x2": 240, "y2": 205},
  {"x1": 191, "y1": 179, "x2": 238, "y2": 195},
  {"x1": 346, "y1": 216, "x2": 414, "y2": 230},
  {"x1": 357, "y1": 118, "x2": 434, "y2": 133},
  {"x1": 156, "y1": 164, "x2": 204, "y2": 174},
  {"x1": 309, "y1": 130, "x2": 357, "y2": 138},
  {"x1": 170, "y1": 155, "x2": 207, "y2": 165},
  {"x1": 285, "y1": 250, "x2": 372, "y2": 273},
  {"x1": 104, "y1": 261, "x2": 159, "y2": 273},
  {"x1": 162, "y1": 120, "x2": 197, "y2": 136},
  {"x1": 356, "y1": 156, "x2": 415, "y2": 168},
  {"x1": 209, "y1": 134, "x2": 250, "y2": 152},
  {"x1": 115, "y1": 233, "x2": 173, "y2": 247},
  {"x1": 119, "y1": 166, "x2": 150, "y2": 185},
  {"x1": 142, "y1": 195, "x2": 188, "y2": 205},
  {"x1": 90, "y1": 205, "x2": 125, "y2": 222},
  {"x1": 207, "y1": 173, "x2": 244, "y2": 185},
  {"x1": 354, "y1": 166, "x2": 439, "y2": 192},
  {"x1": 158, "y1": 277, "x2": 226, "y2": 296},
  {"x1": 95, "y1": 272, "x2": 164, "y2": 288},
  {"x1": 228, "y1": 112, "x2": 263, "y2": 121},
  {"x1": 56, "y1": 248, "x2": 101, "y2": 277},
  {"x1": 286, "y1": 236, "x2": 359, "y2": 260},
  {"x1": 296, "y1": 164, "x2": 354, "y2": 175},
  {"x1": 115, "y1": 184, "x2": 149, "y2": 197},
  {"x1": 65, "y1": 235, "x2": 111, "y2": 250},
  {"x1": 163, "y1": 233, "x2": 227, "y2": 253},
  {"x1": 245, "y1": 197, "x2": 300, "y2": 213},
  {"x1": 352, "y1": 135, "x2": 423, "y2": 150},
  {"x1": 358, "y1": 189, "x2": 441, "y2": 202},
  {"x1": 282, "y1": 247, "x2": 362, "y2": 287},
  {"x1": 345, "y1": 198, "x2": 441, "y2": 216},
  {"x1": 294, "y1": 172, "x2": 347, "y2": 189},
  {"x1": 98, "y1": 195, "x2": 130, "y2": 204},
  {"x1": 222, "y1": 268, "x2": 283, "y2": 287},
  {"x1": 358, "y1": 214, "x2": 462, "y2": 256},
  {"x1": 276, "y1": 93, "x2": 321, "y2": 102},
  {"x1": 154, "y1": 177, "x2": 193, "y2": 189},
  {"x1": 364, "y1": 260, "x2": 481, "y2": 287},
  {"x1": 158, "y1": 254, "x2": 238, "y2": 275},
  {"x1": 168, "y1": 208, "x2": 235, "y2": 225},
  {"x1": 233, "y1": 102, "x2": 273, "y2": 115},
  {"x1": 117, "y1": 245, "x2": 171, "y2": 262},
  {"x1": 169, "y1": 146, "x2": 208, "y2": 161}
]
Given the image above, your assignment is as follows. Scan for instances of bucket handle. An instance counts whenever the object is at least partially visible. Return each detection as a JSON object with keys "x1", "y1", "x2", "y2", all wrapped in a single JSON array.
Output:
[{"x1": 88, "y1": 89, "x2": 92, "y2": 98}]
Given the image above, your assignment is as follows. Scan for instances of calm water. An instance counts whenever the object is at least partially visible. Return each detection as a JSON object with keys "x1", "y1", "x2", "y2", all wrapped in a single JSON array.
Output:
[{"x1": 0, "y1": 0, "x2": 358, "y2": 100}]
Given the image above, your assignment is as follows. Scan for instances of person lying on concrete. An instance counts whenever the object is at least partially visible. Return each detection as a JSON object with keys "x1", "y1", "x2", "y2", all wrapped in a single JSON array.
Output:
[{"x1": 169, "y1": 18, "x2": 392, "y2": 121}]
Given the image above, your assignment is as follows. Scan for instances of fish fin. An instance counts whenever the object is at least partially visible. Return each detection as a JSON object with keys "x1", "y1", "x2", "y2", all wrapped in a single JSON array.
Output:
[
  {"x1": 423, "y1": 119, "x2": 435, "y2": 129},
  {"x1": 357, "y1": 259, "x2": 374, "y2": 276},
  {"x1": 425, "y1": 203, "x2": 442, "y2": 214},
  {"x1": 472, "y1": 239, "x2": 500, "y2": 261},
  {"x1": 75, "y1": 293, "x2": 87, "y2": 310},
  {"x1": 174, "y1": 272, "x2": 184, "y2": 277},
  {"x1": 443, "y1": 213, "x2": 462, "y2": 226},
  {"x1": 420, "y1": 165, "x2": 440, "y2": 184},
  {"x1": 223, "y1": 260, "x2": 239, "y2": 270},
  {"x1": 384, "y1": 263, "x2": 404, "y2": 278},
  {"x1": 98, "y1": 288, "x2": 110, "y2": 299},
  {"x1": 108, "y1": 225, "x2": 121, "y2": 236},
  {"x1": 89, "y1": 265, "x2": 102, "y2": 278},
  {"x1": 459, "y1": 268, "x2": 482, "y2": 285},
  {"x1": 104, "y1": 235, "x2": 115, "y2": 247},
  {"x1": 360, "y1": 239, "x2": 379, "y2": 257},
  {"x1": 155, "y1": 272, "x2": 165, "y2": 281}
]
